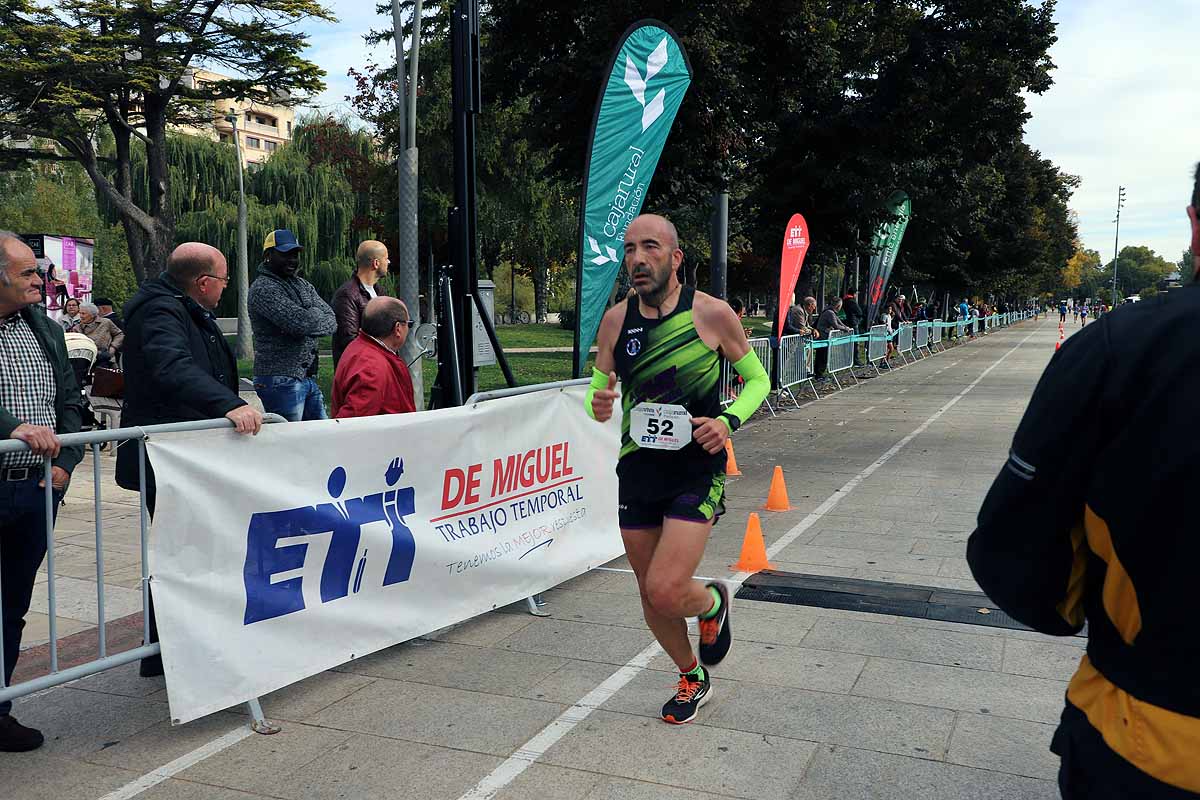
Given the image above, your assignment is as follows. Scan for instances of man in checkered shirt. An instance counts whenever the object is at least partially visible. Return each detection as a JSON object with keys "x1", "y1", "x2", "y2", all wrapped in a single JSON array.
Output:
[{"x1": 0, "y1": 232, "x2": 83, "y2": 752}]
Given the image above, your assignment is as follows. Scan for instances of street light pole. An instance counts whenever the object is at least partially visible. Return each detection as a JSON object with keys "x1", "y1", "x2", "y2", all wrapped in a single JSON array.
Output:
[
  {"x1": 1112, "y1": 185, "x2": 1126, "y2": 307},
  {"x1": 392, "y1": 0, "x2": 425, "y2": 408},
  {"x1": 226, "y1": 108, "x2": 252, "y2": 359}
]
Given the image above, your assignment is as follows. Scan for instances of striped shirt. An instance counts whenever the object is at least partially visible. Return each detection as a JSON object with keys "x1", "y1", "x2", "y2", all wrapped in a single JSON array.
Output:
[{"x1": 0, "y1": 312, "x2": 57, "y2": 469}]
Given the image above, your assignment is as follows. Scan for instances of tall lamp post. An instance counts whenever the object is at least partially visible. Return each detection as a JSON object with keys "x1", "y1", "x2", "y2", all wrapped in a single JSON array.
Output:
[
  {"x1": 1112, "y1": 185, "x2": 1126, "y2": 307},
  {"x1": 226, "y1": 108, "x2": 252, "y2": 359},
  {"x1": 391, "y1": 0, "x2": 425, "y2": 408}
]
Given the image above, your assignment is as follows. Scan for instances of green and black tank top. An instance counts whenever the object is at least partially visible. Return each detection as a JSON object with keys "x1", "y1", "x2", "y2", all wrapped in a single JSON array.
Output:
[{"x1": 612, "y1": 286, "x2": 725, "y2": 486}]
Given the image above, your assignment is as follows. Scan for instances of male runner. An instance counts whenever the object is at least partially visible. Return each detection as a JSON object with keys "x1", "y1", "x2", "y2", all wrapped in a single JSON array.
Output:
[{"x1": 587, "y1": 214, "x2": 770, "y2": 724}]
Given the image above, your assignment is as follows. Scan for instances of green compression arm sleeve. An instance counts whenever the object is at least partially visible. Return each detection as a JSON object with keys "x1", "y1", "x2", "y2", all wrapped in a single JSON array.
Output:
[
  {"x1": 722, "y1": 350, "x2": 769, "y2": 432},
  {"x1": 585, "y1": 367, "x2": 610, "y2": 420}
]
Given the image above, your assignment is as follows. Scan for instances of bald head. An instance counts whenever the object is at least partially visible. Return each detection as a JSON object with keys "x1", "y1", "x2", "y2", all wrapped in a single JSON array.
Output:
[
  {"x1": 166, "y1": 243, "x2": 224, "y2": 283},
  {"x1": 625, "y1": 214, "x2": 679, "y2": 252},
  {"x1": 356, "y1": 240, "x2": 389, "y2": 283}
]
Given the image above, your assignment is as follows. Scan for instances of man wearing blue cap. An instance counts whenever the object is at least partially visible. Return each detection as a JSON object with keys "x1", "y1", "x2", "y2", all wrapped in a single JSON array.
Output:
[{"x1": 248, "y1": 229, "x2": 337, "y2": 420}]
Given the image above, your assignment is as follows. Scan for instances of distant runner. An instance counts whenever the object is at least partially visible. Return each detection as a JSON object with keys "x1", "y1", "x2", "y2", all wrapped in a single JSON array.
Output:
[
  {"x1": 1080, "y1": 305, "x2": 1088, "y2": 326},
  {"x1": 588, "y1": 214, "x2": 769, "y2": 724}
]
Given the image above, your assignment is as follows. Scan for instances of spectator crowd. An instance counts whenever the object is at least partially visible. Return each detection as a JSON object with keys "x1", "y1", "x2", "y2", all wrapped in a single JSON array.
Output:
[{"x1": 0, "y1": 227, "x2": 418, "y2": 751}]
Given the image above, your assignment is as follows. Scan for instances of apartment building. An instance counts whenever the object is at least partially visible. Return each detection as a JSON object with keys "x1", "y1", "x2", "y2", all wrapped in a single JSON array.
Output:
[{"x1": 181, "y1": 68, "x2": 296, "y2": 167}]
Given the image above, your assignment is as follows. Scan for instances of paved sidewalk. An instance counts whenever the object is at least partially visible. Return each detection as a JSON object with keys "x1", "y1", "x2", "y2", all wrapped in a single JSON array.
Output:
[{"x1": 2, "y1": 318, "x2": 1081, "y2": 800}]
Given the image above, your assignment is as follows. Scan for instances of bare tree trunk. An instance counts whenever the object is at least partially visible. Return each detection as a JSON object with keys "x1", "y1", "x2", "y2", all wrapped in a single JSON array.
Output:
[
  {"x1": 533, "y1": 259, "x2": 548, "y2": 323},
  {"x1": 142, "y1": 100, "x2": 176, "y2": 279}
]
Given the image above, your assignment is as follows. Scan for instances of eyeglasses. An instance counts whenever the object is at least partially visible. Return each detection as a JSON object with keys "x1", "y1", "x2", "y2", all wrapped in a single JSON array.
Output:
[
  {"x1": 398, "y1": 320, "x2": 415, "y2": 329},
  {"x1": 200, "y1": 273, "x2": 230, "y2": 285}
]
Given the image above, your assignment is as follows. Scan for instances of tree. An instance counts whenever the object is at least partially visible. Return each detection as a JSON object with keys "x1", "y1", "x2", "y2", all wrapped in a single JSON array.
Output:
[
  {"x1": 0, "y1": 155, "x2": 139, "y2": 306},
  {"x1": 352, "y1": 9, "x2": 580, "y2": 322},
  {"x1": 1101, "y1": 246, "x2": 1175, "y2": 298},
  {"x1": 488, "y1": 0, "x2": 1065, "y2": 299},
  {"x1": 0, "y1": 0, "x2": 330, "y2": 283},
  {"x1": 1062, "y1": 247, "x2": 1100, "y2": 294}
]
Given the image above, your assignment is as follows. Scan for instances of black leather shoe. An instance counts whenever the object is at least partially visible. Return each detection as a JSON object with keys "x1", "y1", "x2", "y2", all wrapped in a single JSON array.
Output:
[
  {"x1": 139, "y1": 654, "x2": 164, "y2": 677},
  {"x1": 0, "y1": 714, "x2": 45, "y2": 752}
]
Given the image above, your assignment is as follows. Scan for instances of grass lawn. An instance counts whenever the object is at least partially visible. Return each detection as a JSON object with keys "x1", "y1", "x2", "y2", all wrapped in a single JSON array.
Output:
[
  {"x1": 239, "y1": 350, "x2": 594, "y2": 414},
  {"x1": 492, "y1": 323, "x2": 574, "y2": 349}
]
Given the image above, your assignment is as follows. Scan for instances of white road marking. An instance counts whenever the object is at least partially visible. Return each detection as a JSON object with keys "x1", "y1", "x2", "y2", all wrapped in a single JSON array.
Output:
[
  {"x1": 455, "y1": 323, "x2": 1043, "y2": 800},
  {"x1": 859, "y1": 406, "x2": 876, "y2": 415},
  {"x1": 97, "y1": 727, "x2": 253, "y2": 800}
]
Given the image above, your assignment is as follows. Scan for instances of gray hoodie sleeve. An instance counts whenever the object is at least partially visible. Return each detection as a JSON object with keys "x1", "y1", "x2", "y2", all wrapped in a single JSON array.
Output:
[{"x1": 249, "y1": 277, "x2": 337, "y2": 337}]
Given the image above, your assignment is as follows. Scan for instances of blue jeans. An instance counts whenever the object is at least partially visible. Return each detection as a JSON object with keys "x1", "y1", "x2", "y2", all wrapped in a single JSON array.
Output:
[
  {"x1": 1, "y1": 475, "x2": 61, "y2": 715},
  {"x1": 253, "y1": 376, "x2": 328, "y2": 422}
]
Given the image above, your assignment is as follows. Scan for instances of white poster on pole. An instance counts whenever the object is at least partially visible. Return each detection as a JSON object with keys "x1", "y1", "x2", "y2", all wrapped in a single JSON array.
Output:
[{"x1": 147, "y1": 386, "x2": 622, "y2": 724}]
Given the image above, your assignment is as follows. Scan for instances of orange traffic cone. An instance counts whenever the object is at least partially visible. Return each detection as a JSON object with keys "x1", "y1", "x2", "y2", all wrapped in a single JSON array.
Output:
[
  {"x1": 725, "y1": 438, "x2": 742, "y2": 477},
  {"x1": 1055, "y1": 340, "x2": 1061, "y2": 351},
  {"x1": 763, "y1": 466, "x2": 792, "y2": 512},
  {"x1": 732, "y1": 513, "x2": 775, "y2": 572}
]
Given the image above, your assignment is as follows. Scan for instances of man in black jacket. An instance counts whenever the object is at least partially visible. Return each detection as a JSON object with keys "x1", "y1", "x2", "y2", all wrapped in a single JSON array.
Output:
[
  {"x1": 842, "y1": 290, "x2": 863, "y2": 329},
  {"x1": 331, "y1": 240, "x2": 389, "y2": 369},
  {"x1": 0, "y1": 232, "x2": 83, "y2": 751},
  {"x1": 968, "y1": 164, "x2": 1200, "y2": 798},
  {"x1": 117, "y1": 243, "x2": 262, "y2": 675}
]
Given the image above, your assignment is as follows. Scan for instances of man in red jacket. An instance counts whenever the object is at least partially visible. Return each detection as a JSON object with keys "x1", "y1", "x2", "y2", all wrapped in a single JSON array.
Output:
[{"x1": 332, "y1": 297, "x2": 416, "y2": 418}]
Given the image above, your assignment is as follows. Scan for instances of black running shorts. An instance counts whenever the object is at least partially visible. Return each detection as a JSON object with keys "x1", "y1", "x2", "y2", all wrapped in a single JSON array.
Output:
[{"x1": 619, "y1": 472, "x2": 726, "y2": 529}]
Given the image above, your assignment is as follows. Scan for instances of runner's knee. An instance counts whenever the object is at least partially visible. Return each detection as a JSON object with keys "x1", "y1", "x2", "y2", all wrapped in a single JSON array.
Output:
[{"x1": 645, "y1": 574, "x2": 689, "y2": 617}]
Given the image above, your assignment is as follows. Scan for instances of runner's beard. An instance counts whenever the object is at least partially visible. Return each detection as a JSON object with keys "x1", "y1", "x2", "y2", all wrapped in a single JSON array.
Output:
[{"x1": 632, "y1": 263, "x2": 673, "y2": 307}]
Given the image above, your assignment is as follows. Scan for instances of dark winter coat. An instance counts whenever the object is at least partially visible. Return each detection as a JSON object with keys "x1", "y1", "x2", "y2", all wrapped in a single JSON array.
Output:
[
  {"x1": 331, "y1": 274, "x2": 382, "y2": 367},
  {"x1": 115, "y1": 274, "x2": 245, "y2": 491}
]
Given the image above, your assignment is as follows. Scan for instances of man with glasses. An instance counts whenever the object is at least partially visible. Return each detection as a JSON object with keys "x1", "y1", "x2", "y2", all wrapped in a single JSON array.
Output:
[
  {"x1": 332, "y1": 297, "x2": 416, "y2": 418},
  {"x1": 0, "y1": 231, "x2": 83, "y2": 751},
  {"x1": 248, "y1": 229, "x2": 337, "y2": 421},
  {"x1": 117, "y1": 242, "x2": 262, "y2": 676}
]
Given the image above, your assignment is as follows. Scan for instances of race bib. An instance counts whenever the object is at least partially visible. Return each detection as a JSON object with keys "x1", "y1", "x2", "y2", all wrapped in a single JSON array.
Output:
[{"x1": 630, "y1": 403, "x2": 691, "y2": 451}]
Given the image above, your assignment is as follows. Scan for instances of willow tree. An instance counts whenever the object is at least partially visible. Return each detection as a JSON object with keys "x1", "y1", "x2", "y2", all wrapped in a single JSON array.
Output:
[
  {"x1": 109, "y1": 129, "x2": 369, "y2": 313},
  {"x1": 0, "y1": 0, "x2": 330, "y2": 283}
]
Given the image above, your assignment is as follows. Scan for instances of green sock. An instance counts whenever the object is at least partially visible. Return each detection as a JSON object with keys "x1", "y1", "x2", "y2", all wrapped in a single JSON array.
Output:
[
  {"x1": 683, "y1": 661, "x2": 706, "y2": 681},
  {"x1": 699, "y1": 585, "x2": 722, "y2": 620}
]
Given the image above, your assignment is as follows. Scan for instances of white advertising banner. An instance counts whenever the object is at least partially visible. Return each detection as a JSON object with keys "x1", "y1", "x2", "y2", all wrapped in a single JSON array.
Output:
[{"x1": 147, "y1": 386, "x2": 622, "y2": 724}]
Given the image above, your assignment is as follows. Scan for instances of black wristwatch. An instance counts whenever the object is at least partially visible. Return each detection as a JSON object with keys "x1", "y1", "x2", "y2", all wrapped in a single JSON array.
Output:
[{"x1": 720, "y1": 412, "x2": 741, "y2": 433}]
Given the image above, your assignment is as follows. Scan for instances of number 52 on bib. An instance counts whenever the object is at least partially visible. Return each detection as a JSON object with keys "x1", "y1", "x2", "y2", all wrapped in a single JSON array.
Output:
[{"x1": 630, "y1": 403, "x2": 690, "y2": 451}]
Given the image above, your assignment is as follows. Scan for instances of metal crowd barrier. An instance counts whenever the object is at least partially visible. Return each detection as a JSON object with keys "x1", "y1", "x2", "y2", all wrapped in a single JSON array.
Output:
[
  {"x1": 0, "y1": 415, "x2": 289, "y2": 734},
  {"x1": 930, "y1": 319, "x2": 945, "y2": 352},
  {"x1": 914, "y1": 322, "x2": 931, "y2": 358},
  {"x1": 775, "y1": 334, "x2": 815, "y2": 408},
  {"x1": 896, "y1": 323, "x2": 915, "y2": 365},
  {"x1": 721, "y1": 338, "x2": 777, "y2": 416},
  {"x1": 751, "y1": 337, "x2": 778, "y2": 416},
  {"x1": 825, "y1": 331, "x2": 858, "y2": 391},
  {"x1": 867, "y1": 324, "x2": 890, "y2": 375}
]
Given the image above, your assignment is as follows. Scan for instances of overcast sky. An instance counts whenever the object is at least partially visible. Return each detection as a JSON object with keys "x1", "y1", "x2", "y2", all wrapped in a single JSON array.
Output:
[
  {"x1": 300, "y1": 1, "x2": 1197, "y2": 265},
  {"x1": 1023, "y1": 0, "x2": 1197, "y2": 266}
]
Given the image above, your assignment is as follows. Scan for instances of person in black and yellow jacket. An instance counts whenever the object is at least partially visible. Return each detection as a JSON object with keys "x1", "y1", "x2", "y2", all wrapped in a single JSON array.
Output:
[{"x1": 968, "y1": 163, "x2": 1200, "y2": 799}]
